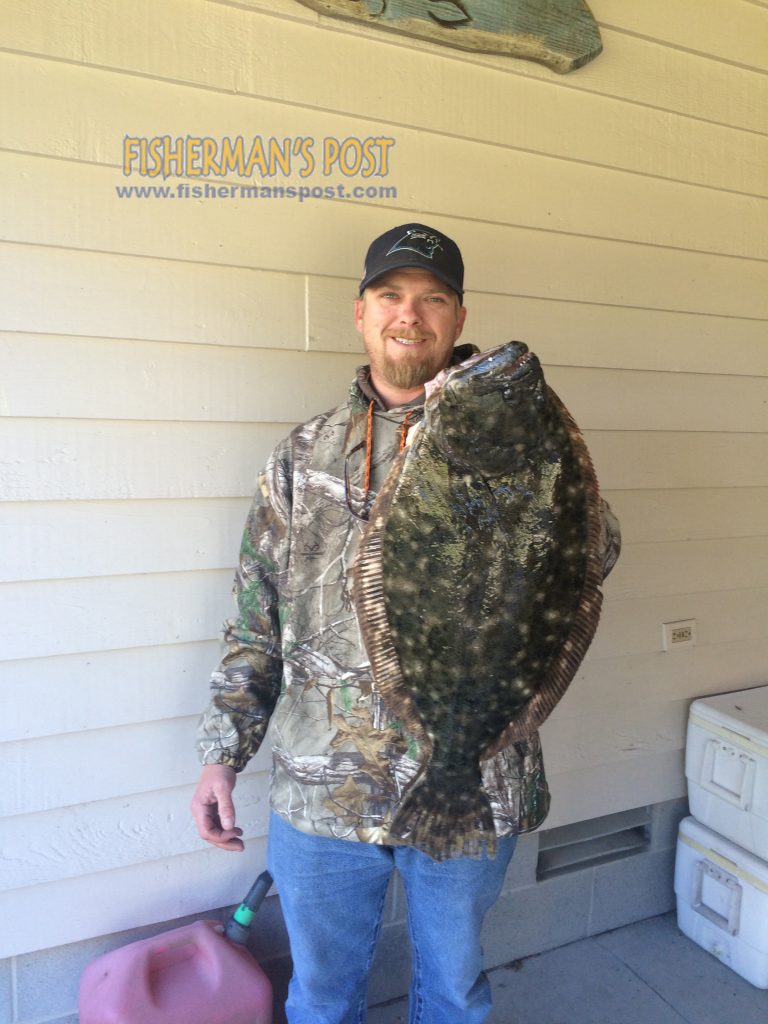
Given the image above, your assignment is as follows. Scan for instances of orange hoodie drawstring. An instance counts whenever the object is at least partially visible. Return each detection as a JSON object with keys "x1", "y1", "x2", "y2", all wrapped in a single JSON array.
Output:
[
  {"x1": 363, "y1": 400, "x2": 374, "y2": 500},
  {"x1": 363, "y1": 404, "x2": 413, "y2": 503},
  {"x1": 399, "y1": 411, "x2": 413, "y2": 452},
  {"x1": 352, "y1": 403, "x2": 414, "y2": 515}
]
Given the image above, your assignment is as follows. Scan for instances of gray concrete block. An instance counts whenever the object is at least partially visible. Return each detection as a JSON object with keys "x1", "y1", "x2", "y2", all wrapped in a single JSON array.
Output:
[
  {"x1": 501, "y1": 832, "x2": 539, "y2": 893},
  {"x1": 589, "y1": 848, "x2": 676, "y2": 936},
  {"x1": 0, "y1": 958, "x2": 13, "y2": 1024},
  {"x1": 597, "y1": 912, "x2": 768, "y2": 1024},
  {"x1": 482, "y1": 869, "x2": 593, "y2": 968},
  {"x1": 17, "y1": 936, "x2": 100, "y2": 1021},
  {"x1": 650, "y1": 797, "x2": 689, "y2": 851}
]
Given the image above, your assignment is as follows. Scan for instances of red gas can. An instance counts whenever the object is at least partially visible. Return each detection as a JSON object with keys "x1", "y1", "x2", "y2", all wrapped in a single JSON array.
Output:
[{"x1": 78, "y1": 918, "x2": 272, "y2": 1024}]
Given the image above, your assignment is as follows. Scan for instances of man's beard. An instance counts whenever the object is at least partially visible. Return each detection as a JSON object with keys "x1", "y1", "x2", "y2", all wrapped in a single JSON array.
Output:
[{"x1": 378, "y1": 350, "x2": 443, "y2": 390}]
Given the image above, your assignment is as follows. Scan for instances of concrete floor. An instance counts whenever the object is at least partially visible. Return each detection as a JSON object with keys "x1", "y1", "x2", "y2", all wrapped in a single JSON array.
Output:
[{"x1": 367, "y1": 912, "x2": 768, "y2": 1024}]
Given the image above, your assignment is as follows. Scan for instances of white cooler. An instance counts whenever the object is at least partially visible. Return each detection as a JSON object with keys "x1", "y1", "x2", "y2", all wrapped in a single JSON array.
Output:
[
  {"x1": 685, "y1": 685, "x2": 768, "y2": 859},
  {"x1": 675, "y1": 816, "x2": 768, "y2": 989}
]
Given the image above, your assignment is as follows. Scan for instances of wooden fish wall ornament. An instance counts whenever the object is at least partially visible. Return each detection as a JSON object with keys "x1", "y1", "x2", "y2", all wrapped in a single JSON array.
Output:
[{"x1": 295, "y1": 0, "x2": 602, "y2": 74}]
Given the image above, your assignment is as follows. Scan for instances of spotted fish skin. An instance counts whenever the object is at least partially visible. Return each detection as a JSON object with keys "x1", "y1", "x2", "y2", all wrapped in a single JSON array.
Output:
[{"x1": 353, "y1": 341, "x2": 605, "y2": 859}]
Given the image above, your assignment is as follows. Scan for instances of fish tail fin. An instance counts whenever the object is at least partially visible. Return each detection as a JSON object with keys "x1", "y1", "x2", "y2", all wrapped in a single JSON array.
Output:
[{"x1": 389, "y1": 777, "x2": 497, "y2": 860}]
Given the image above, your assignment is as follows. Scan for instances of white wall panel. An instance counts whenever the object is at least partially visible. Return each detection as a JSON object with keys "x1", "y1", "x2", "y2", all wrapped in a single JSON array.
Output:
[
  {"x1": 569, "y1": 639, "x2": 768, "y2": 716},
  {"x1": 545, "y1": 367, "x2": 768, "y2": 433},
  {"x1": 595, "y1": 0, "x2": 768, "y2": 70},
  {"x1": 541, "y1": 699, "x2": 689, "y2": 775},
  {"x1": 0, "y1": 421, "x2": 291, "y2": 501},
  {"x1": 4, "y1": 154, "x2": 766, "y2": 318},
  {"x1": 590, "y1": 588, "x2": 768, "y2": 659},
  {"x1": 0, "y1": 245, "x2": 307, "y2": 347},
  {"x1": 0, "y1": 499, "x2": 250, "y2": 582},
  {"x1": 588, "y1": 431, "x2": 768, "y2": 490},
  {"x1": 0, "y1": 641, "x2": 223, "y2": 741},
  {"x1": 4, "y1": 0, "x2": 766, "y2": 134},
  {"x1": 4, "y1": 489, "x2": 765, "y2": 593},
  {"x1": 4, "y1": 488, "x2": 764, "y2": 586},
  {"x1": 3, "y1": 423, "x2": 765, "y2": 503},
  {"x1": 3, "y1": 54, "x2": 766, "y2": 253},
  {"x1": 1, "y1": 337, "x2": 361, "y2": 422},
  {"x1": 602, "y1": 488, "x2": 768, "y2": 543},
  {"x1": 310, "y1": 277, "x2": 768, "y2": 373},
  {"x1": 0, "y1": 716, "x2": 272, "y2": 817},
  {"x1": 604, "y1": 537, "x2": 768, "y2": 600},
  {"x1": 1, "y1": 571, "x2": 232, "y2": 661},
  {"x1": 6, "y1": 336, "x2": 766, "y2": 432},
  {"x1": 0, "y1": 838, "x2": 271, "y2": 959},
  {"x1": 2, "y1": 773, "x2": 270, "y2": 890},
  {"x1": 546, "y1": 750, "x2": 686, "y2": 831}
]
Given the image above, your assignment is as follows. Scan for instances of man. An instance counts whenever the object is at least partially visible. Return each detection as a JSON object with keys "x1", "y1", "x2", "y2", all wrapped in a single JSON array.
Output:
[{"x1": 191, "y1": 223, "x2": 620, "y2": 1024}]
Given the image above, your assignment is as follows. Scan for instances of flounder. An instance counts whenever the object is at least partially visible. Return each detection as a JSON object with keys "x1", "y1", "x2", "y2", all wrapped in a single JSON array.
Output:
[{"x1": 352, "y1": 341, "x2": 605, "y2": 859}]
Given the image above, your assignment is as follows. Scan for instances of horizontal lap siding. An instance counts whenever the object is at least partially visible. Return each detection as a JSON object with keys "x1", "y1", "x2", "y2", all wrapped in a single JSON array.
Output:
[
  {"x1": 0, "y1": 841, "x2": 272, "y2": 960},
  {"x1": 0, "y1": 245, "x2": 308, "y2": 346},
  {"x1": 0, "y1": 718, "x2": 273, "y2": 818},
  {"x1": 0, "y1": 641, "x2": 224, "y2": 742},
  {"x1": 1, "y1": 772, "x2": 272, "y2": 890},
  {"x1": 312, "y1": 279, "x2": 768, "y2": 369},
  {"x1": 5, "y1": 338, "x2": 767, "y2": 427},
  {"x1": 3, "y1": 488, "x2": 765, "y2": 585},
  {"x1": 5, "y1": 1, "x2": 765, "y2": 141},
  {"x1": 1, "y1": 0, "x2": 766, "y2": 955},
  {"x1": 3, "y1": 425, "x2": 765, "y2": 503},
  {"x1": 4, "y1": 57, "x2": 767, "y2": 250},
  {"x1": 3, "y1": 158, "x2": 766, "y2": 314}
]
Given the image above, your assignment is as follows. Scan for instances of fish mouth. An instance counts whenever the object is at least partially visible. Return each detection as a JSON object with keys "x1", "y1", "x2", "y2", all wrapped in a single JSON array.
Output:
[
  {"x1": 499, "y1": 348, "x2": 536, "y2": 390},
  {"x1": 452, "y1": 342, "x2": 535, "y2": 396},
  {"x1": 424, "y1": 341, "x2": 536, "y2": 409}
]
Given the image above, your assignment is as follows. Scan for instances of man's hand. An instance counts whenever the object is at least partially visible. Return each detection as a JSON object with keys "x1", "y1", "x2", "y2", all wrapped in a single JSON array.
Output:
[{"x1": 190, "y1": 764, "x2": 245, "y2": 852}]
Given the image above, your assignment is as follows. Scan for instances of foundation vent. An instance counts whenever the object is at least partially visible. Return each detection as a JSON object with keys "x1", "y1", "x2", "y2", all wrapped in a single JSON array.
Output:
[{"x1": 537, "y1": 806, "x2": 652, "y2": 881}]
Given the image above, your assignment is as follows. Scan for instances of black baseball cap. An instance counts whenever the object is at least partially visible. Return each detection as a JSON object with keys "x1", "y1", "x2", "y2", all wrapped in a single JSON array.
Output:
[{"x1": 359, "y1": 223, "x2": 464, "y2": 302}]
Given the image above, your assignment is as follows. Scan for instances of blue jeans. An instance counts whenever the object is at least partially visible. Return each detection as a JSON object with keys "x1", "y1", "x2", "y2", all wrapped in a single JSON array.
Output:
[{"x1": 267, "y1": 811, "x2": 517, "y2": 1024}]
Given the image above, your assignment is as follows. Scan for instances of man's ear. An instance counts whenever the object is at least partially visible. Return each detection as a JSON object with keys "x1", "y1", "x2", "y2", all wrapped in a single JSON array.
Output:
[
  {"x1": 455, "y1": 305, "x2": 467, "y2": 339},
  {"x1": 354, "y1": 296, "x2": 365, "y2": 334}
]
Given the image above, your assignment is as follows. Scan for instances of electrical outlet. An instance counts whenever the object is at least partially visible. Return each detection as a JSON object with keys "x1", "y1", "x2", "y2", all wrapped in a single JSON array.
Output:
[{"x1": 662, "y1": 619, "x2": 696, "y2": 651}]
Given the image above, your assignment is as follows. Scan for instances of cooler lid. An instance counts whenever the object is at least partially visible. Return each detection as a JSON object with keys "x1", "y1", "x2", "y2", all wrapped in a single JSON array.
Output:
[{"x1": 690, "y1": 685, "x2": 768, "y2": 746}]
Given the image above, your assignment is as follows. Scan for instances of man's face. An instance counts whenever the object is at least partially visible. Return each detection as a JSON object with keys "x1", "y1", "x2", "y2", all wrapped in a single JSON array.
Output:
[{"x1": 355, "y1": 269, "x2": 467, "y2": 401}]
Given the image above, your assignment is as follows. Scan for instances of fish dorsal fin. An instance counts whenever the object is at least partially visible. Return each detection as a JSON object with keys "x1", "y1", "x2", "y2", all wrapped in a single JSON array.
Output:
[{"x1": 352, "y1": 444, "x2": 433, "y2": 755}]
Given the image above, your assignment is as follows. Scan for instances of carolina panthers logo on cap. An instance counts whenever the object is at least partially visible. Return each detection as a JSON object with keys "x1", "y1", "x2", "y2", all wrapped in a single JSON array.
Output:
[{"x1": 386, "y1": 228, "x2": 443, "y2": 260}]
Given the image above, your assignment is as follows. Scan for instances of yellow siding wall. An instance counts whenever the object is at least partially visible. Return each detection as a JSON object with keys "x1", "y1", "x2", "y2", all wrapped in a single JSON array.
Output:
[{"x1": 0, "y1": 0, "x2": 766, "y2": 956}]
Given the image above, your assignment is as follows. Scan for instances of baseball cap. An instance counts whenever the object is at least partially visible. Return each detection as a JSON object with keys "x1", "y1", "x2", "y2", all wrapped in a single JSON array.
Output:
[{"x1": 359, "y1": 223, "x2": 464, "y2": 301}]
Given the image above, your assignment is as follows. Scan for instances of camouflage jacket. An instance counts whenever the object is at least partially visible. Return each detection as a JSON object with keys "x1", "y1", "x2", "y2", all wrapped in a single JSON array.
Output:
[{"x1": 196, "y1": 347, "x2": 620, "y2": 849}]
